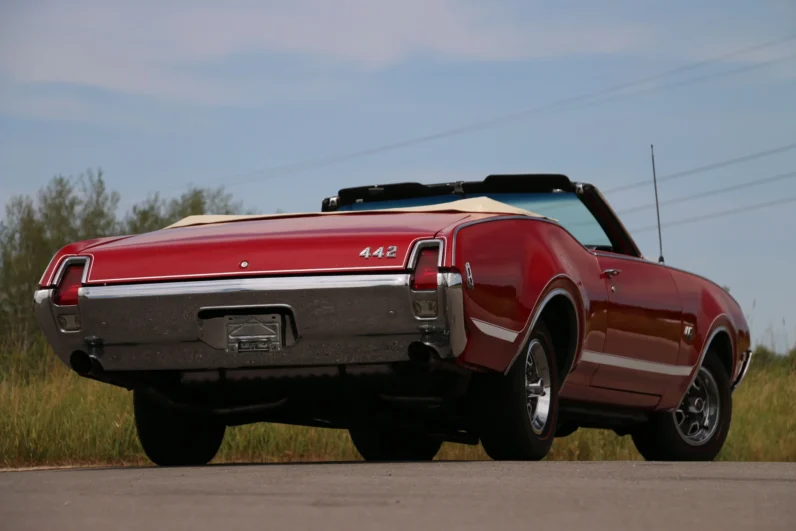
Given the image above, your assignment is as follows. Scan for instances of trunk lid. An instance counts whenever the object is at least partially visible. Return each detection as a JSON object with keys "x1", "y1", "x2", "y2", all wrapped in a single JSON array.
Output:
[{"x1": 82, "y1": 212, "x2": 470, "y2": 284}]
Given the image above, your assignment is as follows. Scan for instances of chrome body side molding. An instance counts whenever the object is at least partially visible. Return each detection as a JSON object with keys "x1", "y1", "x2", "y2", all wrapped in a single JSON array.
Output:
[{"x1": 580, "y1": 350, "x2": 693, "y2": 376}]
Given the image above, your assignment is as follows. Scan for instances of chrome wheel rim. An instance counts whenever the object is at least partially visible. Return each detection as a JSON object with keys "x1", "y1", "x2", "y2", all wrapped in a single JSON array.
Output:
[
  {"x1": 525, "y1": 339, "x2": 552, "y2": 435},
  {"x1": 673, "y1": 366, "x2": 720, "y2": 446}
]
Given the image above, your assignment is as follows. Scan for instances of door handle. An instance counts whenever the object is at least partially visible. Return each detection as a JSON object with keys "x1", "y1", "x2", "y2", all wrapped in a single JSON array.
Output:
[{"x1": 601, "y1": 268, "x2": 621, "y2": 278}]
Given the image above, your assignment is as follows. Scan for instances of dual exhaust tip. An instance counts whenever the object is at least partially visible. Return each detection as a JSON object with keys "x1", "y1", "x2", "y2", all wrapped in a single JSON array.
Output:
[
  {"x1": 69, "y1": 350, "x2": 103, "y2": 376},
  {"x1": 408, "y1": 341, "x2": 442, "y2": 364}
]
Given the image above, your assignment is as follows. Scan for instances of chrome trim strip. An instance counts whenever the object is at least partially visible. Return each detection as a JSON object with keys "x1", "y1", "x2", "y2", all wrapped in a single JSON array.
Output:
[
  {"x1": 82, "y1": 260, "x2": 411, "y2": 284},
  {"x1": 580, "y1": 350, "x2": 693, "y2": 376},
  {"x1": 79, "y1": 274, "x2": 411, "y2": 300},
  {"x1": 34, "y1": 289, "x2": 52, "y2": 305},
  {"x1": 503, "y1": 283, "x2": 579, "y2": 375},
  {"x1": 471, "y1": 318, "x2": 520, "y2": 342},
  {"x1": 683, "y1": 319, "x2": 732, "y2": 388},
  {"x1": 731, "y1": 348, "x2": 753, "y2": 392},
  {"x1": 407, "y1": 238, "x2": 445, "y2": 269},
  {"x1": 656, "y1": 319, "x2": 735, "y2": 405},
  {"x1": 82, "y1": 238, "x2": 447, "y2": 286},
  {"x1": 80, "y1": 236, "x2": 439, "y2": 284},
  {"x1": 40, "y1": 250, "x2": 68, "y2": 286},
  {"x1": 443, "y1": 272, "x2": 467, "y2": 356},
  {"x1": 51, "y1": 256, "x2": 91, "y2": 287}
]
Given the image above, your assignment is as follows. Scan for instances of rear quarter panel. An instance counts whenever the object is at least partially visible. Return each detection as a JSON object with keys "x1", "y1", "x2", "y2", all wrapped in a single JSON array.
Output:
[
  {"x1": 441, "y1": 217, "x2": 609, "y2": 375},
  {"x1": 658, "y1": 266, "x2": 751, "y2": 409}
]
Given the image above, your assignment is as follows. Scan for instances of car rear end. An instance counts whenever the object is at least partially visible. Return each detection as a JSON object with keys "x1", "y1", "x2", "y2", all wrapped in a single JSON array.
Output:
[{"x1": 33, "y1": 213, "x2": 468, "y2": 382}]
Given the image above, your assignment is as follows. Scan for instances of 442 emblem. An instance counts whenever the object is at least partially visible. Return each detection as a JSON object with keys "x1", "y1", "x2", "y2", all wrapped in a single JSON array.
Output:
[{"x1": 359, "y1": 246, "x2": 398, "y2": 259}]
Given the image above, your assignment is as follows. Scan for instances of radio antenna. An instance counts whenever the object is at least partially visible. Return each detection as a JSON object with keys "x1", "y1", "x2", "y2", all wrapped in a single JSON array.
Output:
[{"x1": 650, "y1": 144, "x2": 665, "y2": 263}]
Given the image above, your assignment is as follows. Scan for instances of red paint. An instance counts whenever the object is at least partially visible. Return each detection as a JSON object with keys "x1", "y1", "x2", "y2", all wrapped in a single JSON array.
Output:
[
  {"x1": 39, "y1": 235, "x2": 132, "y2": 287},
  {"x1": 589, "y1": 252, "x2": 683, "y2": 395},
  {"x1": 76, "y1": 212, "x2": 470, "y2": 284},
  {"x1": 436, "y1": 215, "x2": 748, "y2": 411},
  {"x1": 53, "y1": 264, "x2": 84, "y2": 305},
  {"x1": 43, "y1": 206, "x2": 749, "y2": 413},
  {"x1": 441, "y1": 217, "x2": 603, "y2": 373},
  {"x1": 656, "y1": 268, "x2": 750, "y2": 410}
]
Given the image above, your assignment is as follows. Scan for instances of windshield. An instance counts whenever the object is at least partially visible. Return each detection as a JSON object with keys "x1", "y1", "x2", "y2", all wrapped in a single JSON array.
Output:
[{"x1": 338, "y1": 191, "x2": 612, "y2": 249}]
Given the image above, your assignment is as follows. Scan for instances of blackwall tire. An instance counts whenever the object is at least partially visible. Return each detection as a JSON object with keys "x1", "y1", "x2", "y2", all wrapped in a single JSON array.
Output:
[
  {"x1": 477, "y1": 320, "x2": 559, "y2": 461},
  {"x1": 631, "y1": 352, "x2": 732, "y2": 461},
  {"x1": 134, "y1": 389, "x2": 226, "y2": 467}
]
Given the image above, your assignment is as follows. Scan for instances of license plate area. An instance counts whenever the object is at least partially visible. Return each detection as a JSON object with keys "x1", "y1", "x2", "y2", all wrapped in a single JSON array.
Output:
[
  {"x1": 197, "y1": 306, "x2": 298, "y2": 353},
  {"x1": 227, "y1": 314, "x2": 281, "y2": 353}
]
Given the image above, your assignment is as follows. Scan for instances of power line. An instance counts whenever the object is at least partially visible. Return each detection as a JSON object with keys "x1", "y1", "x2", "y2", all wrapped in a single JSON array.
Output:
[
  {"x1": 618, "y1": 170, "x2": 796, "y2": 215},
  {"x1": 218, "y1": 51, "x2": 795, "y2": 191},
  {"x1": 630, "y1": 194, "x2": 796, "y2": 233},
  {"x1": 562, "y1": 51, "x2": 796, "y2": 116},
  {"x1": 144, "y1": 31, "x2": 796, "y2": 197},
  {"x1": 605, "y1": 142, "x2": 796, "y2": 194}
]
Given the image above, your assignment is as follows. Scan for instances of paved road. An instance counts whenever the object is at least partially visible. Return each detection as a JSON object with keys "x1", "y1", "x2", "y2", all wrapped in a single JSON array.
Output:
[{"x1": 1, "y1": 461, "x2": 794, "y2": 531}]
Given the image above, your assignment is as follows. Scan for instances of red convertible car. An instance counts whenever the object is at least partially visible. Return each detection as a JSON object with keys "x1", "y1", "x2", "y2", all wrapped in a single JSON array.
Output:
[{"x1": 34, "y1": 174, "x2": 752, "y2": 465}]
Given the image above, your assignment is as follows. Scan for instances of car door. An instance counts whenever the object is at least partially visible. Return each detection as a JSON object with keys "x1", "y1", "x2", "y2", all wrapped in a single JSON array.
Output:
[{"x1": 588, "y1": 252, "x2": 684, "y2": 395}]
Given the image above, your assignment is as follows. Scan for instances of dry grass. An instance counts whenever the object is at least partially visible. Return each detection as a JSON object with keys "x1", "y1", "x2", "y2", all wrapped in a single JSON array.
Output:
[{"x1": 1, "y1": 357, "x2": 794, "y2": 468}]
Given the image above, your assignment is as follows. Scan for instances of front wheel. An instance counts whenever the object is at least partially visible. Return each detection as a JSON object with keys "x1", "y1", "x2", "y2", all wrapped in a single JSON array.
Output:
[
  {"x1": 134, "y1": 389, "x2": 226, "y2": 467},
  {"x1": 476, "y1": 320, "x2": 559, "y2": 461},
  {"x1": 631, "y1": 352, "x2": 732, "y2": 461}
]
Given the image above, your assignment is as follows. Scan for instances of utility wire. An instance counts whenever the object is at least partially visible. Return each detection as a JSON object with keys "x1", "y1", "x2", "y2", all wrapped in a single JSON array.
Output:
[
  {"x1": 605, "y1": 142, "x2": 796, "y2": 194},
  {"x1": 630, "y1": 194, "x2": 796, "y2": 233},
  {"x1": 562, "y1": 52, "x2": 796, "y2": 116},
  {"x1": 221, "y1": 49, "x2": 796, "y2": 189},
  {"x1": 618, "y1": 170, "x2": 796, "y2": 215},
  {"x1": 216, "y1": 51, "x2": 796, "y2": 192},
  {"x1": 144, "y1": 31, "x2": 796, "y2": 197}
]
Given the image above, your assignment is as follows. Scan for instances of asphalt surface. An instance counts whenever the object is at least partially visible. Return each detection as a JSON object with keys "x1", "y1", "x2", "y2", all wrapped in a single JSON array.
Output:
[{"x1": 1, "y1": 461, "x2": 794, "y2": 531}]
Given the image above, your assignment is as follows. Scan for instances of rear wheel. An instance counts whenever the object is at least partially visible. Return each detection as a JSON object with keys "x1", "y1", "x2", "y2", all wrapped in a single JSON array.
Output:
[
  {"x1": 477, "y1": 321, "x2": 559, "y2": 461},
  {"x1": 631, "y1": 352, "x2": 731, "y2": 461},
  {"x1": 134, "y1": 389, "x2": 226, "y2": 467},
  {"x1": 349, "y1": 426, "x2": 442, "y2": 462}
]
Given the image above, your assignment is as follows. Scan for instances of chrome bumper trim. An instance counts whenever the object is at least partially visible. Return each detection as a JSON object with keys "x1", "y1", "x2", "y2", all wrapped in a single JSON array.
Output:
[
  {"x1": 78, "y1": 274, "x2": 410, "y2": 299},
  {"x1": 731, "y1": 348, "x2": 753, "y2": 392},
  {"x1": 34, "y1": 272, "x2": 466, "y2": 372}
]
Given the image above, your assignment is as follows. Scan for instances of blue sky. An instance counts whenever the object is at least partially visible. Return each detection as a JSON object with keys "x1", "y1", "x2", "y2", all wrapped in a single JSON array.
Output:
[{"x1": 1, "y1": 0, "x2": 795, "y2": 351}]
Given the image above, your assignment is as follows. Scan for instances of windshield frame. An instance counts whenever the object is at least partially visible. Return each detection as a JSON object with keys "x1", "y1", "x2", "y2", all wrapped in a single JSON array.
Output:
[{"x1": 321, "y1": 175, "x2": 643, "y2": 259}]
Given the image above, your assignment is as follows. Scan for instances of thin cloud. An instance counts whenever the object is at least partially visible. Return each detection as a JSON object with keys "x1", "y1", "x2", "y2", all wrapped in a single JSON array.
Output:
[
  {"x1": 0, "y1": 0, "x2": 790, "y2": 108},
  {"x1": 0, "y1": 0, "x2": 652, "y2": 105}
]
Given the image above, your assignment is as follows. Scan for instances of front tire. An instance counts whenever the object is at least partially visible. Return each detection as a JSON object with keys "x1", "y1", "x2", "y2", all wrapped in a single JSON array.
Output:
[
  {"x1": 631, "y1": 352, "x2": 732, "y2": 461},
  {"x1": 134, "y1": 389, "x2": 226, "y2": 467},
  {"x1": 477, "y1": 321, "x2": 559, "y2": 461},
  {"x1": 349, "y1": 426, "x2": 442, "y2": 461}
]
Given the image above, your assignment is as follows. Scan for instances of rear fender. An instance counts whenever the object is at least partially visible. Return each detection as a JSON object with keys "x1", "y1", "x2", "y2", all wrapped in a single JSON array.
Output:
[{"x1": 447, "y1": 217, "x2": 601, "y2": 376}]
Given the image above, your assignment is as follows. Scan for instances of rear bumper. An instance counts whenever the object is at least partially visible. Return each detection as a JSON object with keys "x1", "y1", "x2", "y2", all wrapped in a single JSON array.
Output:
[{"x1": 34, "y1": 272, "x2": 466, "y2": 372}]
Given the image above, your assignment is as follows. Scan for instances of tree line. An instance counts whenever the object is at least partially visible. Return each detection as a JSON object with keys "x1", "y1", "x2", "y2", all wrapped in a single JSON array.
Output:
[{"x1": 0, "y1": 169, "x2": 248, "y2": 357}]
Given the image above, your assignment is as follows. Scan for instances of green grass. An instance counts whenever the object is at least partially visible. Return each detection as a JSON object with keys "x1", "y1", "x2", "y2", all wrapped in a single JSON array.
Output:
[{"x1": 1, "y1": 353, "x2": 794, "y2": 468}]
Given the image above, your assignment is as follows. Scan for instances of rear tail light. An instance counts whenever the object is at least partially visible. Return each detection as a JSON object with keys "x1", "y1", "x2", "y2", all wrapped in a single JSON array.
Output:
[
  {"x1": 53, "y1": 263, "x2": 85, "y2": 306},
  {"x1": 410, "y1": 247, "x2": 439, "y2": 291}
]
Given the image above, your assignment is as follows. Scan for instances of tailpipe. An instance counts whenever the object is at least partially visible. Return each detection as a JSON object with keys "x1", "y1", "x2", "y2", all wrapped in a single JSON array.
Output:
[
  {"x1": 69, "y1": 350, "x2": 104, "y2": 376},
  {"x1": 408, "y1": 341, "x2": 442, "y2": 364}
]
